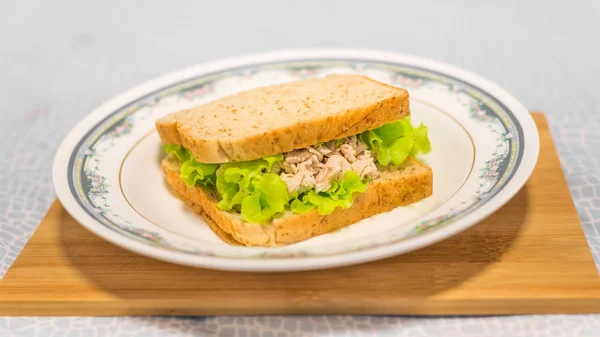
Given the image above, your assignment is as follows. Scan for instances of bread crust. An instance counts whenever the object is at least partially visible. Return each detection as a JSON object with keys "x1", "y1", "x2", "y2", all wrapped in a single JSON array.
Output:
[
  {"x1": 162, "y1": 155, "x2": 433, "y2": 247},
  {"x1": 156, "y1": 75, "x2": 409, "y2": 163}
]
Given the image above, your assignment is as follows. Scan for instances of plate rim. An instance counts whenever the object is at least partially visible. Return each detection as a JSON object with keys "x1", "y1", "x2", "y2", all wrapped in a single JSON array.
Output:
[{"x1": 52, "y1": 48, "x2": 540, "y2": 272}]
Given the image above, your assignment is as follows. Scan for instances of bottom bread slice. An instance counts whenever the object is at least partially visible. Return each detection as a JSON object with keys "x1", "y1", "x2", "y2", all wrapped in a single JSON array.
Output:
[{"x1": 162, "y1": 155, "x2": 433, "y2": 247}]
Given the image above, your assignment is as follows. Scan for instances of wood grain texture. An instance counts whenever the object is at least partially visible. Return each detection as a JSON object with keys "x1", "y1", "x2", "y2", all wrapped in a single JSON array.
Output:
[{"x1": 1, "y1": 113, "x2": 599, "y2": 316}]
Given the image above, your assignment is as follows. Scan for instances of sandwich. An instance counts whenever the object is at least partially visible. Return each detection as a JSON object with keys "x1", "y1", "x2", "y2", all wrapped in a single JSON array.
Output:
[{"x1": 156, "y1": 74, "x2": 433, "y2": 247}]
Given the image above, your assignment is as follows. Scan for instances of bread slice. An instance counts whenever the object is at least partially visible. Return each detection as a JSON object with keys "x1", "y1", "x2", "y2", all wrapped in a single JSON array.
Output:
[
  {"x1": 156, "y1": 74, "x2": 409, "y2": 163},
  {"x1": 162, "y1": 155, "x2": 433, "y2": 247}
]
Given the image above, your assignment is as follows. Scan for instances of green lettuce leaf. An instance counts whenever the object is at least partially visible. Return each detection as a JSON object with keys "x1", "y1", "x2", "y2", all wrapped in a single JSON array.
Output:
[
  {"x1": 359, "y1": 117, "x2": 431, "y2": 166},
  {"x1": 410, "y1": 123, "x2": 432, "y2": 156},
  {"x1": 164, "y1": 144, "x2": 191, "y2": 162},
  {"x1": 165, "y1": 144, "x2": 218, "y2": 187},
  {"x1": 290, "y1": 171, "x2": 367, "y2": 216},
  {"x1": 290, "y1": 197, "x2": 317, "y2": 214},
  {"x1": 215, "y1": 154, "x2": 289, "y2": 224},
  {"x1": 240, "y1": 174, "x2": 289, "y2": 224}
]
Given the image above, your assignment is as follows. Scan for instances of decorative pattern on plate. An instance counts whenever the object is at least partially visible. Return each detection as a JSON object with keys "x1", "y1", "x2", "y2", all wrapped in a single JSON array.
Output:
[{"x1": 64, "y1": 59, "x2": 523, "y2": 259}]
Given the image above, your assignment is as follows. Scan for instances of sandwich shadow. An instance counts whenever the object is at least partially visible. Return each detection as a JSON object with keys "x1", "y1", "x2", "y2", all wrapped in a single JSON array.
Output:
[{"x1": 58, "y1": 186, "x2": 528, "y2": 314}]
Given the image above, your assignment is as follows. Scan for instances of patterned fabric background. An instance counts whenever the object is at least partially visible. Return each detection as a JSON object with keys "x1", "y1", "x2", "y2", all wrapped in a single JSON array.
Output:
[{"x1": 1, "y1": 1, "x2": 599, "y2": 336}]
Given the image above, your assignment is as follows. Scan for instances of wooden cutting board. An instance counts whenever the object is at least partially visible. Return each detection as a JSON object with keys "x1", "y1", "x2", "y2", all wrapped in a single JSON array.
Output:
[{"x1": 1, "y1": 113, "x2": 600, "y2": 316}]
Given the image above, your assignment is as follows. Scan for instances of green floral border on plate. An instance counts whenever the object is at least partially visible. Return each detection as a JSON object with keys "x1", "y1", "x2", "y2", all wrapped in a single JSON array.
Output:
[{"x1": 66, "y1": 60, "x2": 523, "y2": 258}]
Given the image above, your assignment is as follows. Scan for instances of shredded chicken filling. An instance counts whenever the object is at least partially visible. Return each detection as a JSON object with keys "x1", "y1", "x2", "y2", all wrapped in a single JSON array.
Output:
[{"x1": 272, "y1": 135, "x2": 378, "y2": 195}]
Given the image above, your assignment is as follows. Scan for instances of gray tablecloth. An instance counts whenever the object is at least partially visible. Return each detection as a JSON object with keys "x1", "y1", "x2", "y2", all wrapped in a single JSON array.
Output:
[{"x1": 2, "y1": 1, "x2": 600, "y2": 336}]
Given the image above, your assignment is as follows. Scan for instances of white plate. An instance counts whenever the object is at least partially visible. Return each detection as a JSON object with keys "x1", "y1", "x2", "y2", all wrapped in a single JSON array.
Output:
[{"x1": 52, "y1": 49, "x2": 539, "y2": 272}]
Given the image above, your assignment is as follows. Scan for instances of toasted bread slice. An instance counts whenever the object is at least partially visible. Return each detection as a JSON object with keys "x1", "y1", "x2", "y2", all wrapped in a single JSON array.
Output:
[
  {"x1": 162, "y1": 155, "x2": 433, "y2": 247},
  {"x1": 156, "y1": 74, "x2": 409, "y2": 163}
]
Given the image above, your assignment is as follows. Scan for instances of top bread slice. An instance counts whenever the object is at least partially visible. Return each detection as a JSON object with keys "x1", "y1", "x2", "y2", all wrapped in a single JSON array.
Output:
[{"x1": 156, "y1": 74, "x2": 409, "y2": 163}]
